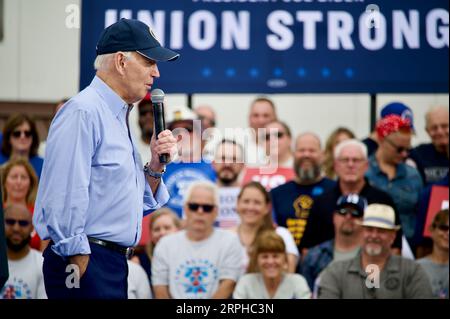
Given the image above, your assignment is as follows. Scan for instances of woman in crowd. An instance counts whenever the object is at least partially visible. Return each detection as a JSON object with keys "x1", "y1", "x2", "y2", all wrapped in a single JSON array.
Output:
[
  {"x1": 417, "y1": 209, "x2": 449, "y2": 299},
  {"x1": 232, "y1": 181, "x2": 299, "y2": 273},
  {"x1": 1, "y1": 158, "x2": 43, "y2": 251},
  {"x1": 233, "y1": 230, "x2": 311, "y2": 299},
  {"x1": 0, "y1": 113, "x2": 44, "y2": 178},
  {"x1": 323, "y1": 127, "x2": 355, "y2": 180},
  {"x1": 131, "y1": 208, "x2": 182, "y2": 289}
]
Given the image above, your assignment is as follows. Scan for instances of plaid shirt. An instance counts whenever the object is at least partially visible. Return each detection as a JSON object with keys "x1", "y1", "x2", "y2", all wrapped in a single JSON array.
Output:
[{"x1": 302, "y1": 240, "x2": 334, "y2": 290}]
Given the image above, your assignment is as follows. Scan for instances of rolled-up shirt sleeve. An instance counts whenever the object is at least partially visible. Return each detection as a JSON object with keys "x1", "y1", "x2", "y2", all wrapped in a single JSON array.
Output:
[
  {"x1": 143, "y1": 178, "x2": 170, "y2": 217},
  {"x1": 34, "y1": 108, "x2": 95, "y2": 257}
]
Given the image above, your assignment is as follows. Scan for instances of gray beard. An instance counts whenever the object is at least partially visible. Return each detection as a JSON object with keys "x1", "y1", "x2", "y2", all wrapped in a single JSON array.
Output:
[{"x1": 297, "y1": 166, "x2": 320, "y2": 184}]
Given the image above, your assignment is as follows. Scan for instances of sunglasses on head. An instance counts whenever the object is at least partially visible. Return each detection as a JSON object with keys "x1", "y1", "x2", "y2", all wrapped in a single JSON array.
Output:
[
  {"x1": 12, "y1": 130, "x2": 32, "y2": 138},
  {"x1": 187, "y1": 203, "x2": 215, "y2": 213},
  {"x1": 265, "y1": 132, "x2": 285, "y2": 140},
  {"x1": 336, "y1": 207, "x2": 363, "y2": 218},
  {"x1": 434, "y1": 224, "x2": 450, "y2": 232},
  {"x1": 5, "y1": 218, "x2": 30, "y2": 227}
]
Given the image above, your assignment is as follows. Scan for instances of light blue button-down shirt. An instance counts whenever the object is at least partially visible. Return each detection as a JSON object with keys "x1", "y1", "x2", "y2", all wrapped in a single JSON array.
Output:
[{"x1": 33, "y1": 76, "x2": 169, "y2": 257}]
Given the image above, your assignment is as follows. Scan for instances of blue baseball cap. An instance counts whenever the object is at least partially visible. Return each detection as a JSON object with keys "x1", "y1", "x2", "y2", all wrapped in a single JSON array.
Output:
[
  {"x1": 380, "y1": 102, "x2": 414, "y2": 130},
  {"x1": 336, "y1": 194, "x2": 368, "y2": 217},
  {"x1": 96, "y1": 18, "x2": 180, "y2": 62}
]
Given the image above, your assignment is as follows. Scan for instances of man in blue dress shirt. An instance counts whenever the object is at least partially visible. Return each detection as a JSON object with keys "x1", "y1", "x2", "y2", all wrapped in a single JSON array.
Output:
[{"x1": 33, "y1": 19, "x2": 179, "y2": 299}]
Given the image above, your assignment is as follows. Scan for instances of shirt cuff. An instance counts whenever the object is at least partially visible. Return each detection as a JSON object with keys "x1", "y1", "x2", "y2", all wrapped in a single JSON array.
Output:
[
  {"x1": 51, "y1": 233, "x2": 91, "y2": 257},
  {"x1": 143, "y1": 179, "x2": 170, "y2": 216}
]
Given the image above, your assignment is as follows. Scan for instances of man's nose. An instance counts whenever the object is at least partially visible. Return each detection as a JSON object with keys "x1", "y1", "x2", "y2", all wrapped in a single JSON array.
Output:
[{"x1": 152, "y1": 64, "x2": 160, "y2": 78}]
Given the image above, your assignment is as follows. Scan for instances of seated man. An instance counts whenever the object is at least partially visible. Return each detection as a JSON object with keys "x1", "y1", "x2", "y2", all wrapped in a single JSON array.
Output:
[
  {"x1": 318, "y1": 204, "x2": 433, "y2": 299},
  {"x1": 152, "y1": 181, "x2": 244, "y2": 299},
  {"x1": 1, "y1": 204, "x2": 46, "y2": 299},
  {"x1": 302, "y1": 194, "x2": 365, "y2": 291}
]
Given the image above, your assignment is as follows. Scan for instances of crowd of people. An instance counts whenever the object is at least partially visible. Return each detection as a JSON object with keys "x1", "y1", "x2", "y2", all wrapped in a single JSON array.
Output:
[{"x1": 0, "y1": 96, "x2": 448, "y2": 299}]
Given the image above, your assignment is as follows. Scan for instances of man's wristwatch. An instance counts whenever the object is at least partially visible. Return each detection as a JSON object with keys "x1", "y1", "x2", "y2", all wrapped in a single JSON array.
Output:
[{"x1": 144, "y1": 163, "x2": 166, "y2": 179}]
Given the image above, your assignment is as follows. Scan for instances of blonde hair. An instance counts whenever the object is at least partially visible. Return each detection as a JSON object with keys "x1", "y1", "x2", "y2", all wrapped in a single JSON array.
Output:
[
  {"x1": 145, "y1": 207, "x2": 181, "y2": 259},
  {"x1": 1, "y1": 158, "x2": 38, "y2": 205},
  {"x1": 323, "y1": 128, "x2": 355, "y2": 179}
]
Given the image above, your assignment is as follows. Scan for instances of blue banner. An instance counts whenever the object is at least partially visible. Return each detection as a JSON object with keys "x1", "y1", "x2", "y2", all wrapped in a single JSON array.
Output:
[{"x1": 80, "y1": 0, "x2": 449, "y2": 93}]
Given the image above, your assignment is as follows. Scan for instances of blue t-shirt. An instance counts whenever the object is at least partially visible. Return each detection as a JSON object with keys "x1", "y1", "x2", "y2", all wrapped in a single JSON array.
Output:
[
  {"x1": 270, "y1": 178, "x2": 336, "y2": 250},
  {"x1": 163, "y1": 161, "x2": 216, "y2": 217}
]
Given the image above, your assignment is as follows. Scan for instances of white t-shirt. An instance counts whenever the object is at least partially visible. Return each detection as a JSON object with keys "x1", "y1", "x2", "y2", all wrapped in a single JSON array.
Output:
[
  {"x1": 0, "y1": 249, "x2": 47, "y2": 299},
  {"x1": 127, "y1": 260, "x2": 152, "y2": 299},
  {"x1": 152, "y1": 229, "x2": 245, "y2": 299},
  {"x1": 233, "y1": 273, "x2": 311, "y2": 299}
]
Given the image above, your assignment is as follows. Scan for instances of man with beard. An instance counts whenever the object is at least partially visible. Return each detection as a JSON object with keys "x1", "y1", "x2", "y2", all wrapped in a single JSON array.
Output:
[
  {"x1": 212, "y1": 139, "x2": 245, "y2": 229},
  {"x1": 301, "y1": 139, "x2": 403, "y2": 254},
  {"x1": 0, "y1": 204, "x2": 46, "y2": 299},
  {"x1": 271, "y1": 132, "x2": 336, "y2": 252},
  {"x1": 318, "y1": 204, "x2": 432, "y2": 299},
  {"x1": 302, "y1": 194, "x2": 366, "y2": 291}
]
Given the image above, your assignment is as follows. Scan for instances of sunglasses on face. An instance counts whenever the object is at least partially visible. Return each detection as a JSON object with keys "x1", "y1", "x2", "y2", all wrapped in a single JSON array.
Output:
[
  {"x1": 265, "y1": 132, "x2": 285, "y2": 140},
  {"x1": 11, "y1": 130, "x2": 32, "y2": 138},
  {"x1": 434, "y1": 224, "x2": 450, "y2": 232},
  {"x1": 336, "y1": 207, "x2": 363, "y2": 218},
  {"x1": 384, "y1": 138, "x2": 411, "y2": 154},
  {"x1": 187, "y1": 203, "x2": 215, "y2": 213},
  {"x1": 5, "y1": 218, "x2": 31, "y2": 227}
]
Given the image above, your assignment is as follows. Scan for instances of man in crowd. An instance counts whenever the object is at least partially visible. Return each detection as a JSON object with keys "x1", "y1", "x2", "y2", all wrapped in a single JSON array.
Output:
[
  {"x1": 302, "y1": 194, "x2": 366, "y2": 290},
  {"x1": 271, "y1": 132, "x2": 335, "y2": 252},
  {"x1": 318, "y1": 204, "x2": 433, "y2": 299},
  {"x1": 152, "y1": 181, "x2": 244, "y2": 299},
  {"x1": 134, "y1": 93, "x2": 154, "y2": 163},
  {"x1": 163, "y1": 105, "x2": 216, "y2": 217},
  {"x1": 409, "y1": 106, "x2": 449, "y2": 185},
  {"x1": 301, "y1": 139, "x2": 403, "y2": 253},
  {"x1": 240, "y1": 97, "x2": 278, "y2": 167},
  {"x1": 1, "y1": 204, "x2": 46, "y2": 299},
  {"x1": 366, "y1": 115, "x2": 423, "y2": 244},
  {"x1": 212, "y1": 139, "x2": 245, "y2": 229}
]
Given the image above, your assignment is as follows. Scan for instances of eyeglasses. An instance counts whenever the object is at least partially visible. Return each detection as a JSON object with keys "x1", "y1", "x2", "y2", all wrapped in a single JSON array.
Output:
[
  {"x1": 265, "y1": 132, "x2": 285, "y2": 140},
  {"x1": 337, "y1": 157, "x2": 365, "y2": 165},
  {"x1": 336, "y1": 208, "x2": 363, "y2": 218},
  {"x1": 11, "y1": 130, "x2": 32, "y2": 138},
  {"x1": 187, "y1": 203, "x2": 216, "y2": 213},
  {"x1": 434, "y1": 224, "x2": 450, "y2": 232},
  {"x1": 384, "y1": 138, "x2": 411, "y2": 154},
  {"x1": 5, "y1": 218, "x2": 31, "y2": 227}
]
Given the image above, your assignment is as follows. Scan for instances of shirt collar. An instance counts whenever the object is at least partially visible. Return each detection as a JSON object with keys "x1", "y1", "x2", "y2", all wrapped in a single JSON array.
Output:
[{"x1": 90, "y1": 75, "x2": 128, "y2": 117}]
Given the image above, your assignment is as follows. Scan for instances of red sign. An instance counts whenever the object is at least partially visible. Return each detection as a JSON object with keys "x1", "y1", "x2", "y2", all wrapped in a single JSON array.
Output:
[
  {"x1": 241, "y1": 167, "x2": 295, "y2": 191},
  {"x1": 423, "y1": 185, "x2": 449, "y2": 238}
]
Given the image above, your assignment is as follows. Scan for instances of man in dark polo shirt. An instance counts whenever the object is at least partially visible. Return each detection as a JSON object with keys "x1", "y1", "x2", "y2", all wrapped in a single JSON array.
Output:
[{"x1": 301, "y1": 139, "x2": 403, "y2": 253}]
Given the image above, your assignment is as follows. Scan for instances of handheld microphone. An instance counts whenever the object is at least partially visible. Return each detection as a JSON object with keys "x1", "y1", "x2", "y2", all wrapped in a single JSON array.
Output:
[{"x1": 151, "y1": 88, "x2": 169, "y2": 164}]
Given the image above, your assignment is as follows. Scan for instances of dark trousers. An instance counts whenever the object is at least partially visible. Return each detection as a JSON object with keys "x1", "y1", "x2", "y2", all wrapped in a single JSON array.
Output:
[{"x1": 42, "y1": 241, "x2": 128, "y2": 299}]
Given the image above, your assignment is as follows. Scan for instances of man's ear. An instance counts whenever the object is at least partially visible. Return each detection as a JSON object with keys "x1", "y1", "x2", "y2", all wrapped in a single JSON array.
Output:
[{"x1": 114, "y1": 52, "x2": 128, "y2": 75}]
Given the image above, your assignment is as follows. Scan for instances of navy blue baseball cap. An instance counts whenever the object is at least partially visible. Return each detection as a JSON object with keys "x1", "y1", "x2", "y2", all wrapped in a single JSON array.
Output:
[
  {"x1": 96, "y1": 18, "x2": 180, "y2": 62},
  {"x1": 380, "y1": 102, "x2": 414, "y2": 130},
  {"x1": 336, "y1": 194, "x2": 368, "y2": 217}
]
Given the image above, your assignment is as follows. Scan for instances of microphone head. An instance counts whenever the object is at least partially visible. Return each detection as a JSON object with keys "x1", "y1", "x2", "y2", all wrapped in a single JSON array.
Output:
[{"x1": 151, "y1": 89, "x2": 165, "y2": 104}]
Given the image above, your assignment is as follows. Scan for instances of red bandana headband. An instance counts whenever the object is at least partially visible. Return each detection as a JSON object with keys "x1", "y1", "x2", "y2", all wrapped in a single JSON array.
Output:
[{"x1": 376, "y1": 114, "x2": 412, "y2": 139}]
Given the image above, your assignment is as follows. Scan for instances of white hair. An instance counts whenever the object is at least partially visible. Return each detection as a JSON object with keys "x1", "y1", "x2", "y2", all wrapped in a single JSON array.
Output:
[
  {"x1": 334, "y1": 139, "x2": 368, "y2": 160},
  {"x1": 184, "y1": 180, "x2": 219, "y2": 207},
  {"x1": 425, "y1": 105, "x2": 449, "y2": 128},
  {"x1": 93, "y1": 51, "x2": 134, "y2": 70}
]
